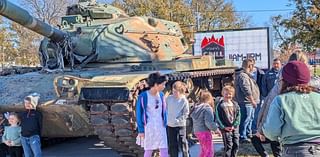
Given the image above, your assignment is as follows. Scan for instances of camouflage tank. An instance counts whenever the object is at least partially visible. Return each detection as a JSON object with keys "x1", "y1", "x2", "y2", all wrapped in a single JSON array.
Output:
[{"x1": 0, "y1": 0, "x2": 235, "y2": 156}]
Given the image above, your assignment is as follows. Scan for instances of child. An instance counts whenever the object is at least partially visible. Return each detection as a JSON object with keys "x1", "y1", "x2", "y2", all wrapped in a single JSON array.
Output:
[
  {"x1": 136, "y1": 72, "x2": 169, "y2": 157},
  {"x1": 215, "y1": 85, "x2": 240, "y2": 157},
  {"x1": 20, "y1": 93, "x2": 42, "y2": 157},
  {"x1": 190, "y1": 90, "x2": 219, "y2": 157},
  {"x1": 2, "y1": 112, "x2": 23, "y2": 157},
  {"x1": 166, "y1": 81, "x2": 189, "y2": 157}
]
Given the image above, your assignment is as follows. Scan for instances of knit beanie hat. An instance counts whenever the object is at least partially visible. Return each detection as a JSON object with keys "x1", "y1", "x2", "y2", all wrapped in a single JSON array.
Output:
[
  {"x1": 282, "y1": 61, "x2": 310, "y2": 85},
  {"x1": 25, "y1": 93, "x2": 40, "y2": 109}
]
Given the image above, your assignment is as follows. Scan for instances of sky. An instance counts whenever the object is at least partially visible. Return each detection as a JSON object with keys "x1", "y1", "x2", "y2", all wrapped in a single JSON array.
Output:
[
  {"x1": 11, "y1": 0, "x2": 294, "y2": 27},
  {"x1": 102, "y1": 0, "x2": 294, "y2": 27},
  {"x1": 229, "y1": 0, "x2": 294, "y2": 26}
]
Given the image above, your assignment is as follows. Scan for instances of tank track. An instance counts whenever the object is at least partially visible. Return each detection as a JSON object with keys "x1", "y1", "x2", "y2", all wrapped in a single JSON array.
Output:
[
  {"x1": 89, "y1": 84, "x2": 143, "y2": 157},
  {"x1": 89, "y1": 68, "x2": 234, "y2": 156}
]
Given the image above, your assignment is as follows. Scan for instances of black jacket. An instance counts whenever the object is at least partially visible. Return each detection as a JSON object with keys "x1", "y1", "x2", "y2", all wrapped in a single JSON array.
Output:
[
  {"x1": 19, "y1": 110, "x2": 42, "y2": 137},
  {"x1": 253, "y1": 67, "x2": 265, "y2": 95},
  {"x1": 261, "y1": 68, "x2": 280, "y2": 97},
  {"x1": 215, "y1": 100, "x2": 240, "y2": 129}
]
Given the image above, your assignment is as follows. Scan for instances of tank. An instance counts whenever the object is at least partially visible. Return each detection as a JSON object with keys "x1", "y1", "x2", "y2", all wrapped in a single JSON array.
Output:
[{"x1": 0, "y1": 0, "x2": 236, "y2": 156}]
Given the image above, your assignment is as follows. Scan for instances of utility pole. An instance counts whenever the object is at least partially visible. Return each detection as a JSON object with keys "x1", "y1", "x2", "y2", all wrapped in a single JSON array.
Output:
[
  {"x1": 169, "y1": 0, "x2": 172, "y2": 21},
  {"x1": 1, "y1": 46, "x2": 5, "y2": 63},
  {"x1": 196, "y1": 3, "x2": 200, "y2": 32}
]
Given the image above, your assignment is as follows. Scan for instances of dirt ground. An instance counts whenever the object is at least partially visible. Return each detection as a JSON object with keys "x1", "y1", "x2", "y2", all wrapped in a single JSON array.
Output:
[{"x1": 216, "y1": 142, "x2": 275, "y2": 157}]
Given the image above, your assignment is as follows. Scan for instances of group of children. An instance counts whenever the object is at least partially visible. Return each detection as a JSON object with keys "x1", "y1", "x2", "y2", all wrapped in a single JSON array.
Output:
[
  {"x1": 0, "y1": 93, "x2": 43, "y2": 157},
  {"x1": 190, "y1": 85, "x2": 240, "y2": 157},
  {"x1": 136, "y1": 72, "x2": 240, "y2": 157}
]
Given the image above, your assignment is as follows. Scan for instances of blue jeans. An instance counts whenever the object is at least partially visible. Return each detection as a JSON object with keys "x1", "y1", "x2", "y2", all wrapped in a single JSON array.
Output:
[
  {"x1": 239, "y1": 104, "x2": 255, "y2": 140},
  {"x1": 21, "y1": 135, "x2": 42, "y2": 157},
  {"x1": 252, "y1": 102, "x2": 261, "y2": 134}
]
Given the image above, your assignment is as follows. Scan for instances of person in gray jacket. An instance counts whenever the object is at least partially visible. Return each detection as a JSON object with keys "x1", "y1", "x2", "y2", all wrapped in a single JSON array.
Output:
[
  {"x1": 191, "y1": 90, "x2": 219, "y2": 157},
  {"x1": 235, "y1": 58, "x2": 260, "y2": 143},
  {"x1": 166, "y1": 81, "x2": 189, "y2": 157}
]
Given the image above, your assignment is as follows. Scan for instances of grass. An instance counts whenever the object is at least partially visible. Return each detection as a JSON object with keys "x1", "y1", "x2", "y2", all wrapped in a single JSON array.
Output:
[
  {"x1": 315, "y1": 67, "x2": 320, "y2": 76},
  {"x1": 311, "y1": 65, "x2": 320, "y2": 76},
  {"x1": 216, "y1": 142, "x2": 274, "y2": 157}
]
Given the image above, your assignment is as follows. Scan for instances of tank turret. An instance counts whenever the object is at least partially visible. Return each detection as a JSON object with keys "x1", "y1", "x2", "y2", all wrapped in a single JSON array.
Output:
[{"x1": 0, "y1": 0, "x2": 189, "y2": 70}]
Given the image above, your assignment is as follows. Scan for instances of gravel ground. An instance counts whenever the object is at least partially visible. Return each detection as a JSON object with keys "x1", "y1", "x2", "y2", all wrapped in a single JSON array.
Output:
[{"x1": 0, "y1": 72, "x2": 59, "y2": 105}]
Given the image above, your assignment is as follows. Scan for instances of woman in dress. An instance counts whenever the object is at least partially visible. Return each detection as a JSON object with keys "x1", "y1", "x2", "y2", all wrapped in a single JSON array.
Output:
[{"x1": 136, "y1": 72, "x2": 169, "y2": 157}]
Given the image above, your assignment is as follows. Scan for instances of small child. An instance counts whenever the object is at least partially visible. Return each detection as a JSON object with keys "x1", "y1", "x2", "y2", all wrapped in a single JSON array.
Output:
[
  {"x1": 20, "y1": 93, "x2": 42, "y2": 157},
  {"x1": 190, "y1": 90, "x2": 219, "y2": 157},
  {"x1": 166, "y1": 81, "x2": 189, "y2": 157},
  {"x1": 2, "y1": 112, "x2": 23, "y2": 157},
  {"x1": 215, "y1": 85, "x2": 240, "y2": 157}
]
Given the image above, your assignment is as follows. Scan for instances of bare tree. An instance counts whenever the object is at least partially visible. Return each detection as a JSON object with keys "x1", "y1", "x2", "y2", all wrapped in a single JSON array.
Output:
[
  {"x1": 9, "y1": 0, "x2": 77, "y2": 66},
  {"x1": 21, "y1": 0, "x2": 76, "y2": 25}
]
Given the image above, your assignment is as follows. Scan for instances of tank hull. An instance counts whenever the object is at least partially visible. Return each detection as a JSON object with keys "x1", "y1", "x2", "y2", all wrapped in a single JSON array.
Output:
[
  {"x1": 51, "y1": 56, "x2": 235, "y2": 156},
  {"x1": 1, "y1": 56, "x2": 235, "y2": 156},
  {"x1": 0, "y1": 103, "x2": 92, "y2": 138}
]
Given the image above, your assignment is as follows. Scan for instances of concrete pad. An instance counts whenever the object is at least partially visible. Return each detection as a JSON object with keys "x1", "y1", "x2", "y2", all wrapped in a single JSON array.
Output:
[{"x1": 183, "y1": 135, "x2": 224, "y2": 157}]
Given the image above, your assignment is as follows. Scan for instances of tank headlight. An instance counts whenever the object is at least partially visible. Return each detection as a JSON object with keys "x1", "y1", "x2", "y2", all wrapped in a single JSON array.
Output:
[
  {"x1": 68, "y1": 79, "x2": 76, "y2": 86},
  {"x1": 62, "y1": 79, "x2": 68, "y2": 86}
]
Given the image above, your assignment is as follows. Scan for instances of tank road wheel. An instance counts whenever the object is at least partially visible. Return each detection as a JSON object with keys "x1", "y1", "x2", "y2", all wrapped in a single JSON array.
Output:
[
  {"x1": 90, "y1": 102, "x2": 144, "y2": 157},
  {"x1": 89, "y1": 82, "x2": 145, "y2": 157}
]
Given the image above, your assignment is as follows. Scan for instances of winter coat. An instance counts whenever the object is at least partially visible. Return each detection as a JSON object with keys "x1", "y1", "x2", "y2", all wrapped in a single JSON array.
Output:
[
  {"x1": 190, "y1": 103, "x2": 218, "y2": 133},
  {"x1": 235, "y1": 69, "x2": 260, "y2": 104}
]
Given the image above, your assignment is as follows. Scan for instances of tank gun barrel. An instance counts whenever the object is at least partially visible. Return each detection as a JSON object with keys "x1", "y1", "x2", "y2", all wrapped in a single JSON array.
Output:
[
  {"x1": 79, "y1": 0, "x2": 96, "y2": 3},
  {"x1": 0, "y1": 0, "x2": 66, "y2": 42}
]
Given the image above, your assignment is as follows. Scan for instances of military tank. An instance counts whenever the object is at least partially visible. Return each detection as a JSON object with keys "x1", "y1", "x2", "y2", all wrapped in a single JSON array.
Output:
[{"x1": 0, "y1": 0, "x2": 235, "y2": 156}]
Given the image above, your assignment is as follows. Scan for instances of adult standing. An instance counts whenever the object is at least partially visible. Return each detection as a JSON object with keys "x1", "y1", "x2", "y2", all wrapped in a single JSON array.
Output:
[
  {"x1": 265, "y1": 50, "x2": 315, "y2": 105},
  {"x1": 136, "y1": 72, "x2": 169, "y2": 157},
  {"x1": 261, "y1": 58, "x2": 282, "y2": 97},
  {"x1": 235, "y1": 59, "x2": 260, "y2": 143},
  {"x1": 251, "y1": 59, "x2": 265, "y2": 135},
  {"x1": 263, "y1": 61, "x2": 320, "y2": 157},
  {"x1": 251, "y1": 59, "x2": 265, "y2": 94},
  {"x1": 252, "y1": 58, "x2": 282, "y2": 157},
  {"x1": 254, "y1": 50, "x2": 312, "y2": 157}
]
